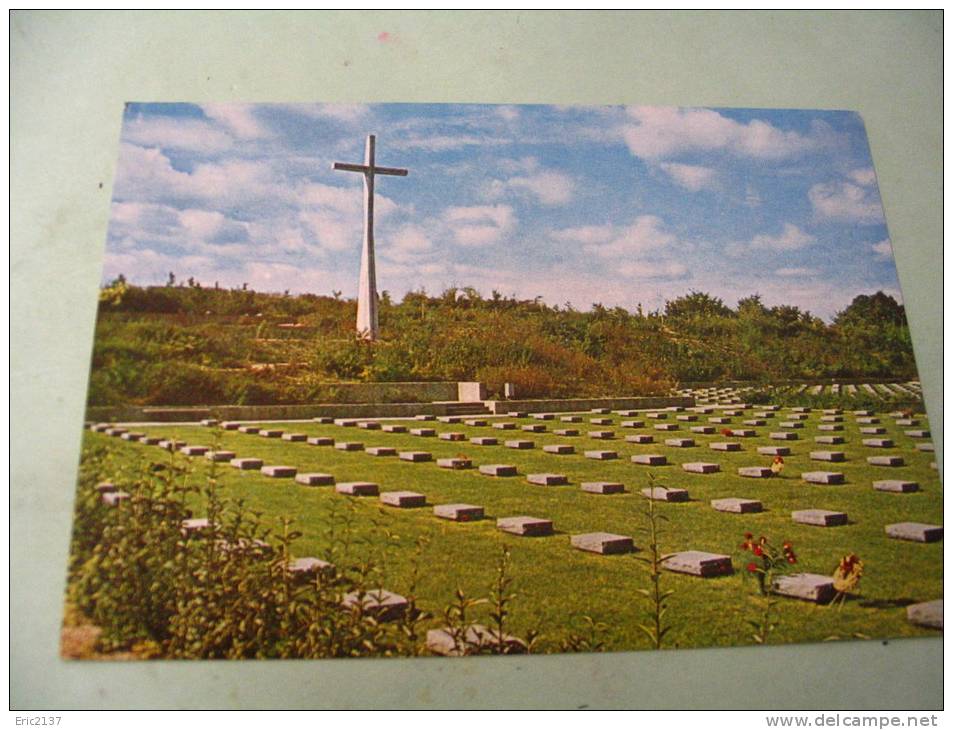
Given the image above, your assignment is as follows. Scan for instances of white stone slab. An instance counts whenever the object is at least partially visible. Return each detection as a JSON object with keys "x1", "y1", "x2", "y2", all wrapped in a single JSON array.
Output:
[
  {"x1": 665, "y1": 438, "x2": 695, "y2": 448},
  {"x1": 661, "y1": 551, "x2": 733, "y2": 577},
  {"x1": 259, "y1": 429, "x2": 283, "y2": 438},
  {"x1": 792, "y1": 509, "x2": 847, "y2": 526},
  {"x1": 654, "y1": 423, "x2": 678, "y2": 431},
  {"x1": 307, "y1": 436, "x2": 334, "y2": 446},
  {"x1": 621, "y1": 420, "x2": 645, "y2": 428},
  {"x1": 399, "y1": 451, "x2": 432, "y2": 462},
  {"x1": 492, "y1": 422, "x2": 516, "y2": 430},
  {"x1": 810, "y1": 450, "x2": 845, "y2": 462},
  {"x1": 381, "y1": 424, "x2": 407, "y2": 433},
  {"x1": 180, "y1": 445, "x2": 209, "y2": 456},
  {"x1": 814, "y1": 435, "x2": 845, "y2": 444},
  {"x1": 506, "y1": 439, "x2": 535, "y2": 449},
  {"x1": 641, "y1": 487, "x2": 689, "y2": 502},
  {"x1": 543, "y1": 444, "x2": 574, "y2": 455},
  {"x1": 873, "y1": 479, "x2": 919, "y2": 493},
  {"x1": 590, "y1": 418, "x2": 613, "y2": 426},
  {"x1": 712, "y1": 497, "x2": 763, "y2": 513},
  {"x1": 626, "y1": 434, "x2": 654, "y2": 444},
  {"x1": 738, "y1": 466, "x2": 773, "y2": 478},
  {"x1": 282, "y1": 432, "x2": 307, "y2": 442},
  {"x1": 906, "y1": 600, "x2": 943, "y2": 629},
  {"x1": 561, "y1": 415, "x2": 582, "y2": 423},
  {"x1": 801, "y1": 471, "x2": 845, "y2": 484},
  {"x1": 497, "y1": 516, "x2": 554, "y2": 536},
  {"x1": 581, "y1": 481, "x2": 625, "y2": 494},
  {"x1": 295, "y1": 473, "x2": 334, "y2": 486},
  {"x1": 366, "y1": 446, "x2": 397, "y2": 456},
  {"x1": 885, "y1": 522, "x2": 943, "y2": 542},
  {"x1": 479, "y1": 464, "x2": 518, "y2": 477},
  {"x1": 571, "y1": 532, "x2": 635, "y2": 554},
  {"x1": 527, "y1": 473, "x2": 568, "y2": 486},
  {"x1": 631, "y1": 453, "x2": 667, "y2": 465},
  {"x1": 860, "y1": 427, "x2": 886, "y2": 435},
  {"x1": 336, "y1": 482, "x2": 379, "y2": 496},
  {"x1": 770, "y1": 432, "x2": 798, "y2": 441},
  {"x1": 588, "y1": 430, "x2": 615, "y2": 439},
  {"x1": 772, "y1": 573, "x2": 835, "y2": 603},
  {"x1": 522, "y1": 424, "x2": 546, "y2": 433},
  {"x1": 205, "y1": 450, "x2": 236, "y2": 462},
  {"x1": 409, "y1": 428, "x2": 436, "y2": 437},
  {"x1": 262, "y1": 465, "x2": 296, "y2": 478},
  {"x1": 434, "y1": 503, "x2": 484, "y2": 521},
  {"x1": 691, "y1": 426, "x2": 716, "y2": 434},
  {"x1": 341, "y1": 590, "x2": 408, "y2": 622},
  {"x1": 710, "y1": 442, "x2": 741, "y2": 451},
  {"x1": 868, "y1": 455, "x2": 905, "y2": 466},
  {"x1": 358, "y1": 421, "x2": 381, "y2": 430},
  {"x1": 554, "y1": 428, "x2": 580, "y2": 437},
  {"x1": 470, "y1": 436, "x2": 498, "y2": 446},
  {"x1": 380, "y1": 491, "x2": 427, "y2": 508},
  {"x1": 102, "y1": 491, "x2": 130, "y2": 507},
  {"x1": 437, "y1": 457, "x2": 472, "y2": 469},
  {"x1": 229, "y1": 457, "x2": 263, "y2": 470},
  {"x1": 585, "y1": 450, "x2": 618, "y2": 460},
  {"x1": 335, "y1": 442, "x2": 364, "y2": 451},
  {"x1": 682, "y1": 462, "x2": 719, "y2": 474},
  {"x1": 426, "y1": 625, "x2": 527, "y2": 656}
]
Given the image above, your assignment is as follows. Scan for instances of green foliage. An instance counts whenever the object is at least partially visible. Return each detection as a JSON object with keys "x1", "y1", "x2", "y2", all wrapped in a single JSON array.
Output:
[
  {"x1": 88, "y1": 282, "x2": 918, "y2": 406},
  {"x1": 635, "y1": 474, "x2": 676, "y2": 650}
]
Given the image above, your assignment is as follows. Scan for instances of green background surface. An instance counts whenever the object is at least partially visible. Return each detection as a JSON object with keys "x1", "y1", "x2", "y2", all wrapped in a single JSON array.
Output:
[{"x1": 11, "y1": 10, "x2": 942, "y2": 709}]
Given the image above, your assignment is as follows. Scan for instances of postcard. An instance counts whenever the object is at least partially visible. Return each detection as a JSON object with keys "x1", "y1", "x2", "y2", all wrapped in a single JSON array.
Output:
[{"x1": 62, "y1": 103, "x2": 941, "y2": 660}]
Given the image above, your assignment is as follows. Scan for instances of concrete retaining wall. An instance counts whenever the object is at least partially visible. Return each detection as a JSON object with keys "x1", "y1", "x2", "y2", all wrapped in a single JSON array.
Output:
[{"x1": 484, "y1": 396, "x2": 694, "y2": 415}]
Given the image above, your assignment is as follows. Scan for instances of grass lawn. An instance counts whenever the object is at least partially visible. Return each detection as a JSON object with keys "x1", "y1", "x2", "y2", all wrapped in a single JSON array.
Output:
[{"x1": 78, "y1": 406, "x2": 942, "y2": 654}]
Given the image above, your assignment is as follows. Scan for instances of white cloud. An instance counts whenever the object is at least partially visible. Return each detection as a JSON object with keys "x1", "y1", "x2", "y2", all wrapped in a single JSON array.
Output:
[
  {"x1": 122, "y1": 116, "x2": 233, "y2": 153},
  {"x1": 871, "y1": 239, "x2": 894, "y2": 259},
  {"x1": 621, "y1": 106, "x2": 815, "y2": 160},
  {"x1": 617, "y1": 261, "x2": 689, "y2": 279},
  {"x1": 848, "y1": 167, "x2": 877, "y2": 186},
  {"x1": 496, "y1": 106, "x2": 520, "y2": 121},
  {"x1": 200, "y1": 103, "x2": 269, "y2": 139},
  {"x1": 749, "y1": 223, "x2": 816, "y2": 251},
  {"x1": 294, "y1": 103, "x2": 371, "y2": 123},
  {"x1": 581, "y1": 215, "x2": 677, "y2": 258},
  {"x1": 551, "y1": 225, "x2": 615, "y2": 245},
  {"x1": 809, "y1": 181, "x2": 884, "y2": 223},
  {"x1": 774, "y1": 266, "x2": 818, "y2": 277},
  {"x1": 659, "y1": 162, "x2": 718, "y2": 192},
  {"x1": 444, "y1": 205, "x2": 515, "y2": 246},
  {"x1": 504, "y1": 170, "x2": 574, "y2": 205},
  {"x1": 391, "y1": 134, "x2": 509, "y2": 152}
]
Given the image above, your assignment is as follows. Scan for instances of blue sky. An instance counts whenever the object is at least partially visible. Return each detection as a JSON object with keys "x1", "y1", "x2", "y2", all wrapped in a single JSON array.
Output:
[{"x1": 105, "y1": 102, "x2": 900, "y2": 320}]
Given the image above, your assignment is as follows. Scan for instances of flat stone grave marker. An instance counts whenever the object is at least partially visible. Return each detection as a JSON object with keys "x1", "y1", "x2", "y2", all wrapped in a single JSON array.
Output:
[
  {"x1": 691, "y1": 425, "x2": 715, "y2": 434},
  {"x1": 694, "y1": 407, "x2": 714, "y2": 414},
  {"x1": 738, "y1": 467, "x2": 773, "y2": 479},
  {"x1": 380, "y1": 491, "x2": 427, "y2": 508},
  {"x1": 260, "y1": 429, "x2": 284, "y2": 438},
  {"x1": 753, "y1": 411, "x2": 774, "y2": 418},
  {"x1": 497, "y1": 516, "x2": 554, "y2": 536},
  {"x1": 437, "y1": 457, "x2": 472, "y2": 469},
  {"x1": 712, "y1": 497, "x2": 763, "y2": 513},
  {"x1": 561, "y1": 415, "x2": 582, "y2": 423},
  {"x1": 621, "y1": 420, "x2": 645, "y2": 428},
  {"x1": 465, "y1": 419, "x2": 488, "y2": 427},
  {"x1": 414, "y1": 414, "x2": 436, "y2": 421},
  {"x1": 409, "y1": 428, "x2": 436, "y2": 437},
  {"x1": 554, "y1": 428, "x2": 580, "y2": 437},
  {"x1": 102, "y1": 491, "x2": 130, "y2": 507},
  {"x1": 434, "y1": 503, "x2": 484, "y2": 521},
  {"x1": 856, "y1": 417, "x2": 879, "y2": 424},
  {"x1": 589, "y1": 430, "x2": 615, "y2": 440},
  {"x1": 873, "y1": 479, "x2": 919, "y2": 493},
  {"x1": 802, "y1": 471, "x2": 845, "y2": 484},
  {"x1": 641, "y1": 487, "x2": 689, "y2": 502},
  {"x1": 770, "y1": 432, "x2": 798, "y2": 441},
  {"x1": 815, "y1": 435, "x2": 845, "y2": 445},
  {"x1": 626, "y1": 434, "x2": 654, "y2": 444},
  {"x1": 282, "y1": 433, "x2": 307, "y2": 442},
  {"x1": 859, "y1": 426, "x2": 886, "y2": 435},
  {"x1": 905, "y1": 429, "x2": 930, "y2": 438},
  {"x1": 399, "y1": 451, "x2": 432, "y2": 462},
  {"x1": 180, "y1": 445, "x2": 209, "y2": 456},
  {"x1": 91, "y1": 423, "x2": 111, "y2": 432},
  {"x1": 811, "y1": 450, "x2": 845, "y2": 462},
  {"x1": 95, "y1": 481, "x2": 117, "y2": 494},
  {"x1": 792, "y1": 509, "x2": 847, "y2": 526},
  {"x1": 682, "y1": 461, "x2": 719, "y2": 474},
  {"x1": 667, "y1": 406, "x2": 686, "y2": 412},
  {"x1": 522, "y1": 424, "x2": 546, "y2": 433},
  {"x1": 507, "y1": 411, "x2": 527, "y2": 418},
  {"x1": 366, "y1": 446, "x2": 397, "y2": 456},
  {"x1": 440, "y1": 432, "x2": 467, "y2": 442},
  {"x1": 307, "y1": 436, "x2": 334, "y2": 446},
  {"x1": 590, "y1": 418, "x2": 613, "y2": 426},
  {"x1": 426, "y1": 625, "x2": 528, "y2": 656},
  {"x1": 676, "y1": 414, "x2": 698, "y2": 422},
  {"x1": 262, "y1": 465, "x2": 297, "y2": 478},
  {"x1": 862, "y1": 438, "x2": 893, "y2": 448},
  {"x1": 120, "y1": 432, "x2": 144, "y2": 441},
  {"x1": 790, "y1": 407, "x2": 810, "y2": 413},
  {"x1": 506, "y1": 439, "x2": 534, "y2": 450},
  {"x1": 180, "y1": 518, "x2": 211, "y2": 536},
  {"x1": 581, "y1": 481, "x2": 625, "y2": 494},
  {"x1": 470, "y1": 436, "x2": 498, "y2": 446},
  {"x1": 730, "y1": 429, "x2": 756, "y2": 437},
  {"x1": 531, "y1": 413, "x2": 555, "y2": 421},
  {"x1": 744, "y1": 419, "x2": 766, "y2": 427},
  {"x1": 571, "y1": 532, "x2": 635, "y2": 555},
  {"x1": 358, "y1": 421, "x2": 381, "y2": 430},
  {"x1": 665, "y1": 438, "x2": 695, "y2": 448},
  {"x1": 141, "y1": 436, "x2": 162, "y2": 445},
  {"x1": 710, "y1": 442, "x2": 741, "y2": 452},
  {"x1": 815, "y1": 423, "x2": 842, "y2": 431},
  {"x1": 867, "y1": 455, "x2": 905, "y2": 466},
  {"x1": 220, "y1": 421, "x2": 241, "y2": 430},
  {"x1": 853, "y1": 409, "x2": 874, "y2": 416},
  {"x1": 437, "y1": 416, "x2": 462, "y2": 424},
  {"x1": 158, "y1": 439, "x2": 185, "y2": 451},
  {"x1": 647, "y1": 412, "x2": 667, "y2": 420},
  {"x1": 341, "y1": 589, "x2": 408, "y2": 622},
  {"x1": 661, "y1": 551, "x2": 733, "y2": 577},
  {"x1": 287, "y1": 557, "x2": 333, "y2": 581},
  {"x1": 230, "y1": 457, "x2": 263, "y2": 470},
  {"x1": 591, "y1": 407, "x2": 610, "y2": 414},
  {"x1": 544, "y1": 444, "x2": 575, "y2": 455},
  {"x1": 585, "y1": 450, "x2": 618, "y2": 460},
  {"x1": 527, "y1": 473, "x2": 569, "y2": 486},
  {"x1": 778, "y1": 421, "x2": 803, "y2": 429},
  {"x1": 654, "y1": 423, "x2": 678, "y2": 431},
  {"x1": 916, "y1": 443, "x2": 935, "y2": 452},
  {"x1": 632, "y1": 454, "x2": 667, "y2": 465},
  {"x1": 381, "y1": 424, "x2": 407, "y2": 434},
  {"x1": 238, "y1": 426, "x2": 260, "y2": 434},
  {"x1": 822, "y1": 409, "x2": 843, "y2": 415},
  {"x1": 820, "y1": 415, "x2": 844, "y2": 423},
  {"x1": 895, "y1": 418, "x2": 919, "y2": 426},
  {"x1": 296, "y1": 473, "x2": 335, "y2": 486},
  {"x1": 206, "y1": 450, "x2": 236, "y2": 462},
  {"x1": 617, "y1": 410, "x2": 639, "y2": 417},
  {"x1": 105, "y1": 427, "x2": 127, "y2": 436},
  {"x1": 335, "y1": 442, "x2": 364, "y2": 451},
  {"x1": 885, "y1": 522, "x2": 942, "y2": 543},
  {"x1": 906, "y1": 600, "x2": 943, "y2": 629},
  {"x1": 786, "y1": 414, "x2": 808, "y2": 421},
  {"x1": 492, "y1": 422, "x2": 516, "y2": 430},
  {"x1": 709, "y1": 417, "x2": 731, "y2": 424},
  {"x1": 723, "y1": 410, "x2": 742, "y2": 416},
  {"x1": 313, "y1": 417, "x2": 334, "y2": 424},
  {"x1": 336, "y1": 481, "x2": 379, "y2": 496},
  {"x1": 772, "y1": 573, "x2": 835, "y2": 603},
  {"x1": 479, "y1": 464, "x2": 518, "y2": 477}
]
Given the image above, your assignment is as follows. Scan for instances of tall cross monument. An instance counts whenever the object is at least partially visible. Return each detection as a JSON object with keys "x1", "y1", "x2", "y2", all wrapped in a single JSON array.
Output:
[{"x1": 333, "y1": 134, "x2": 408, "y2": 340}]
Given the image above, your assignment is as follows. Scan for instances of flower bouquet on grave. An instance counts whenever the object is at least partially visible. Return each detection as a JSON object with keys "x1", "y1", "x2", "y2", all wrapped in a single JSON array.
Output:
[
  {"x1": 831, "y1": 553, "x2": 863, "y2": 609},
  {"x1": 770, "y1": 456, "x2": 784, "y2": 475}
]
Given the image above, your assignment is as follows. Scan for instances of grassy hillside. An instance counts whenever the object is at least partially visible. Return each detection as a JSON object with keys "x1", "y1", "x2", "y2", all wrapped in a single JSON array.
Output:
[{"x1": 89, "y1": 279, "x2": 918, "y2": 406}]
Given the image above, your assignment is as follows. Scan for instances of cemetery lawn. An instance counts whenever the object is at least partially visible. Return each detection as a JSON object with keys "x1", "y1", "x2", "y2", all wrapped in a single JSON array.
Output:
[{"x1": 79, "y1": 410, "x2": 943, "y2": 654}]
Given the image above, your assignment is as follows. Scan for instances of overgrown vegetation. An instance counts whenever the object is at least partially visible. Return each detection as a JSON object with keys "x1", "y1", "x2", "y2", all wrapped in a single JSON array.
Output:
[{"x1": 89, "y1": 279, "x2": 917, "y2": 406}]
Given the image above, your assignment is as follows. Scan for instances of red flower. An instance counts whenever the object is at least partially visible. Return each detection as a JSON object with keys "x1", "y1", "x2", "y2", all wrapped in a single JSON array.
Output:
[
  {"x1": 746, "y1": 562, "x2": 758, "y2": 573},
  {"x1": 721, "y1": 428, "x2": 732, "y2": 437},
  {"x1": 782, "y1": 541, "x2": 792, "y2": 549},
  {"x1": 787, "y1": 556, "x2": 797, "y2": 564},
  {"x1": 753, "y1": 545, "x2": 763, "y2": 556},
  {"x1": 744, "y1": 532, "x2": 753, "y2": 540}
]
